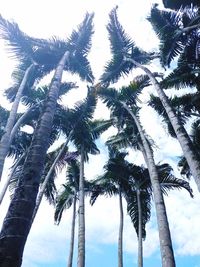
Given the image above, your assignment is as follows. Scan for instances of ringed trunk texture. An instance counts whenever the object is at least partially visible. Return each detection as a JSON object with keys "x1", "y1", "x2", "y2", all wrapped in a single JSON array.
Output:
[
  {"x1": 0, "y1": 51, "x2": 69, "y2": 267},
  {"x1": 31, "y1": 133, "x2": 72, "y2": 223},
  {"x1": 125, "y1": 57, "x2": 200, "y2": 192},
  {"x1": 0, "y1": 64, "x2": 35, "y2": 181},
  {"x1": 122, "y1": 103, "x2": 176, "y2": 267},
  {"x1": 67, "y1": 196, "x2": 77, "y2": 267},
  {"x1": 136, "y1": 189, "x2": 143, "y2": 267},
  {"x1": 118, "y1": 189, "x2": 124, "y2": 267},
  {"x1": 77, "y1": 147, "x2": 85, "y2": 267}
]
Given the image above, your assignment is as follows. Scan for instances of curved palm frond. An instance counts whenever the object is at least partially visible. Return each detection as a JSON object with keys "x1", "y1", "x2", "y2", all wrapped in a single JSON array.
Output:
[
  {"x1": 101, "y1": 7, "x2": 153, "y2": 84},
  {"x1": 66, "y1": 13, "x2": 94, "y2": 82},
  {"x1": 54, "y1": 184, "x2": 75, "y2": 224}
]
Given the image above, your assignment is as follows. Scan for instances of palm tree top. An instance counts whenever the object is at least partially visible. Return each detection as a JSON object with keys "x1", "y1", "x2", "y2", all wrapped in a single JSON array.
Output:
[
  {"x1": 100, "y1": 7, "x2": 155, "y2": 85},
  {"x1": 0, "y1": 13, "x2": 95, "y2": 83}
]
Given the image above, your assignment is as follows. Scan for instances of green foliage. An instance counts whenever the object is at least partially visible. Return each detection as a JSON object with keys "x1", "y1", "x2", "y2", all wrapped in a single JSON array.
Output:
[
  {"x1": 101, "y1": 7, "x2": 154, "y2": 84},
  {"x1": 148, "y1": 5, "x2": 200, "y2": 67}
]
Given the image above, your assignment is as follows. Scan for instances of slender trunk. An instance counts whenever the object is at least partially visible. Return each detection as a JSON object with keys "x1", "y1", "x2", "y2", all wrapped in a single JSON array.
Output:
[
  {"x1": 122, "y1": 102, "x2": 176, "y2": 267},
  {"x1": 136, "y1": 189, "x2": 143, "y2": 267},
  {"x1": 67, "y1": 196, "x2": 77, "y2": 267},
  {"x1": 0, "y1": 153, "x2": 25, "y2": 205},
  {"x1": 31, "y1": 132, "x2": 72, "y2": 223},
  {"x1": 118, "y1": 189, "x2": 123, "y2": 267},
  {"x1": 0, "y1": 64, "x2": 35, "y2": 181},
  {"x1": 0, "y1": 51, "x2": 69, "y2": 267},
  {"x1": 77, "y1": 147, "x2": 85, "y2": 267},
  {"x1": 125, "y1": 57, "x2": 200, "y2": 192}
]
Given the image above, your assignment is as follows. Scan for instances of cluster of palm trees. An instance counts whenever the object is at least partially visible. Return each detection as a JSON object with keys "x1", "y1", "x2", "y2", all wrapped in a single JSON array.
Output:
[{"x1": 0, "y1": 1, "x2": 199, "y2": 267}]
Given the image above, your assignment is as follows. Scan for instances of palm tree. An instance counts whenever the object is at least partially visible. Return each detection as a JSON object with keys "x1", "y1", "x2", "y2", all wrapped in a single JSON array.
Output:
[
  {"x1": 126, "y1": 163, "x2": 193, "y2": 267},
  {"x1": 0, "y1": 15, "x2": 59, "y2": 180},
  {"x1": 69, "y1": 92, "x2": 112, "y2": 267},
  {"x1": 98, "y1": 76, "x2": 177, "y2": 267},
  {"x1": 0, "y1": 13, "x2": 94, "y2": 267},
  {"x1": 101, "y1": 7, "x2": 200, "y2": 194},
  {"x1": 90, "y1": 149, "x2": 131, "y2": 267},
  {"x1": 54, "y1": 159, "x2": 80, "y2": 267}
]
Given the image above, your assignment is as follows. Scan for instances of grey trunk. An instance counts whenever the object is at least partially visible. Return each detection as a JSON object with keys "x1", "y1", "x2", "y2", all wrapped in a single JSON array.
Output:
[
  {"x1": 136, "y1": 189, "x2": 143, "y2": 267},
  {"x1": 122, "y1": 102, "x2": 176, "y2": 267},
  {"x1": 0, "y1": 51, "x2": 70, "y2": 267},
  {"x1": 68, "y1": 196, "x2": 77, "y2": 267},
  {"x1": 31, "y1": 132, "x2": 72, "y2": 223},
  {"x1": 0, "y1": 64, "x2": 35, "y2": 181},
  {"x1": 77, "y1": 147, "x2": 85, "y2": 267},
  {"x1": 118, "y1": 189, "x2": 124, "y2": 267},
  {"x1": 125, "y1": 57, "x2": 200, "y2": 192}
]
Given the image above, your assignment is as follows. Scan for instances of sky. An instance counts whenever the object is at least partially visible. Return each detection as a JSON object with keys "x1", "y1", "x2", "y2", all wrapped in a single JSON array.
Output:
[{"x1": 0, "y1": 0, "x2": 200, "y2": 267}]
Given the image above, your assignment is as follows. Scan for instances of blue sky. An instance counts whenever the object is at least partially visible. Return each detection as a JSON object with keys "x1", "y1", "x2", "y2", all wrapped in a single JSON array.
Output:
[{"x1": 0, "y1": 0, "x2": 200, "y2": 267}]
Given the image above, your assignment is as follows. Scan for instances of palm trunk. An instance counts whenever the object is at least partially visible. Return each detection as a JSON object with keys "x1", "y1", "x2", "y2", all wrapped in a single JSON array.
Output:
[
  {"x1": 31, "y1": 132, "x2": 72, "y2": 223},
  {"x1": 118, "y1": 188, "x2": 124, "y2": 267},
  {"x1": 0, "y1": 64, "x2": 35, "y2": 181},
  {"x1": 125, "y1": 57, "x2": 200, "y2": 192},
  {"x1": 0, "y1": 153, "x2": 25, "y2": 206},
  {"x1": 77, "y1": 146, "x2": 85, "y2": 267},
  {"x1": 68, "y1": 196, "x2": 77, "y2": 267},
  {"x1": 122, "y1": 102, "x2": 176, "y2": 267},
  {"x1": 0, "y1": 51, "x2": 69, "y2": 267},
  {"x1": 136, "y1": 189, "x2": 143, "y2": 267}
]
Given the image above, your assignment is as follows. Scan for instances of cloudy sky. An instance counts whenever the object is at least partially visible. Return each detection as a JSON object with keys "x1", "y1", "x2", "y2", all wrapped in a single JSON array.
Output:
[{"x1": 0, "y1": 0, "x2": 200, "y2": 267}]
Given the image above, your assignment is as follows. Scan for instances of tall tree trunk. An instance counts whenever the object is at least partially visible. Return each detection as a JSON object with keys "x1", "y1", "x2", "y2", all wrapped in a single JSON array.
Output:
[
  {"x1": 136, "y1": 189, "x2": 143, "y2": 267},
  {"x1": 77, "y1": 147, "x2": 85, "y2": 267},
  {"x1": 31, "y1": 132, "x2": 72, "y2": 223},
  {"x1": 68, "y1": 196, "x2": 77, "y2": 267},
  {"x1": 122, "y1": 102, "x2": 176, "y2": 267},
  {"x1": 0, "y1": 51, "x2": 69, "y2": 267},
  {"x1": 0, "y1": 153, "x2": 25, "y2": 206},
  {"x1": 0, "y1": 64, "x2": 35, "y2": 181},
  {"x1": 118, "y1": 188, "x2": 124, "y2": 267},
  {"x1": 125, "y1": 57, "x2": 200, "y2": 192}
]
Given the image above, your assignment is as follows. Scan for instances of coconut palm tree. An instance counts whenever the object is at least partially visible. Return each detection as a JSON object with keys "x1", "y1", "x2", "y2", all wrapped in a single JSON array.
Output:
[
  {"x1": 98, "y1": 75, "x2": 177, "y2": 267},
  {"x1": 0, "y1": 13, "x2": 95, "y2": 267},
  {"x1": 101, "y1": 7, "x2": 200, "y2": 194}
]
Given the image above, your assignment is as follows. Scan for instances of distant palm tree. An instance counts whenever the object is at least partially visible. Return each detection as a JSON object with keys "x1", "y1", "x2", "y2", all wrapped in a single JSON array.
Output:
[
  {"x1": 90, "y1": 149, "x2": 131, "y2": 267},
  {"x1": 55, "y1": 159, "x2": 80, "y2": 267},
  {"x1": 69, "y1": 90, "x2": 112, "y2": 267},
  {"x1": 126, "y1": 163, "x2": 193, "y2": 267}
]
